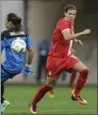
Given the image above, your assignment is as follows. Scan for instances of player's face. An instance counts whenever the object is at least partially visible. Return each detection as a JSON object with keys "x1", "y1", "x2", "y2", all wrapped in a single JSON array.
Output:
[
  {"x1": 5, "y1": 16, "x2": 13, "y2": 29},
  {"x1": 65, "y1": 10, "x2": 76, "y2": 23}
]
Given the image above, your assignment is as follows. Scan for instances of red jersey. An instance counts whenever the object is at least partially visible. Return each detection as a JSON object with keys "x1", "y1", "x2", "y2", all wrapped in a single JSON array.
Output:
[{"x1": 48, "y1": 17, "x2": 74, "y2": 58}]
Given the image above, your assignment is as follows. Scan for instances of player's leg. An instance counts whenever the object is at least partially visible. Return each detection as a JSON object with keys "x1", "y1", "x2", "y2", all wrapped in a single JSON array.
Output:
[
  {"x1": 1, "y1": 83, "x2": 5, "y2": 104},
  {"x1": 68, "y1": 71, "x2": 77, "y2": 94},
  {"x1": 29, "y1": 56, "x2": 62, "y2": 113},
  {"x1": 48, "y1": 88, "x2": 55, "y2": 98},
  {"x1": 68, "y1": 48, "x2": 77, "y2": 94},
  {"x1": 29, "y1": 76, "x2": 57, "y2": 114},
  {"x1": 0, "y1": 65, "x2": 18, "y2": 112},
  {"x1": 1, "y1": 68, "x2": 10, "y2": 112},
  {"x1": 71, "y1": 61, "x2": 89, "y2": 105},
  {"x1": 1, "y1": 67, "x2": 8, "y2": 104},
  {"x1": 48, "y1": 72, "x2": 58, "y2": 98}
]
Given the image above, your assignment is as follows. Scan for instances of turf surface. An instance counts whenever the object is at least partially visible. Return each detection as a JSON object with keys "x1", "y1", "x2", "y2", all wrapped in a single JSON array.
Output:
[{"x1": 3, "y1": 84, "x2": 97, "y2": 115}]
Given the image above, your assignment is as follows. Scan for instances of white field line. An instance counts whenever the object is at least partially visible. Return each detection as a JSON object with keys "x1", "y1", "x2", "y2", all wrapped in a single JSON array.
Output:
[{"x1": 40, "y1": 109, "x2": 97, "y2": 113}]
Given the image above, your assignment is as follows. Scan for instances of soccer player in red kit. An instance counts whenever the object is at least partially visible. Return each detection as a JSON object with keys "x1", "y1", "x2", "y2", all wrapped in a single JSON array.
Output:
[{"x1": 29, "y1": 4, "x2": 91, "y2": 114}]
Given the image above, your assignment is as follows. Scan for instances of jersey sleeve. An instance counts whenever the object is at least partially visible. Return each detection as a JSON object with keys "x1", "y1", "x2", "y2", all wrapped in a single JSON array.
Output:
[
  {"x1": 26, "y1": 35, "x2": 33, "y2": 48},
  {"x1": 58, "y1": 20, "x2": 69, "y2": 32}
]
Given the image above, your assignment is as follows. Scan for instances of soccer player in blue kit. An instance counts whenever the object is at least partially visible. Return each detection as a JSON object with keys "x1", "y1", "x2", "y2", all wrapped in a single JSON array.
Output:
[{"x1": 1, "y1": 13, "x2": 33, "y2": 112}]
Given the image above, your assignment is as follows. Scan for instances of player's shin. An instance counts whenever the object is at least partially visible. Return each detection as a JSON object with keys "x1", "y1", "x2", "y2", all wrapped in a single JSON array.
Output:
[
  {"x1": 71, "y1": 69, "x2": 89, "y2": 105},
  {"x1": 69, "y1": 71, "x2": 77, "y2": 85},
  {"x1": 1, "y1": 85, "x2": 5, "y2": 103},
  {"x1": 74, "y1": 69, "x2": 89, "y2": 96},
  {"x1": 31, "y1": 84, "x2": 52, "y2": 105},
  {"x1": 1, "y1": 96, "x2": 5, "y2": 104},
  {"x1": 29, "y1": 84, "x2": 52, "y2": 113}
]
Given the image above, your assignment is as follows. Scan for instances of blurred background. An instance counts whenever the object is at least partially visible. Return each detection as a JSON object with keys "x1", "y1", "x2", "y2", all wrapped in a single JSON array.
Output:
[{"x1": 1, "y1": 0, "x2": 97, "y2": 114}]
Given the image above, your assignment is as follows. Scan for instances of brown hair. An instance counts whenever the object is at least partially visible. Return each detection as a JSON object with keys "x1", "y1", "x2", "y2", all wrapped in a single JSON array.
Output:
[
  {"x1": 7, "y1": 13, "x2": 22, "y2": 32},
  {"x1": 64, "y1": 4, "x2": 77, "y2": 13}
]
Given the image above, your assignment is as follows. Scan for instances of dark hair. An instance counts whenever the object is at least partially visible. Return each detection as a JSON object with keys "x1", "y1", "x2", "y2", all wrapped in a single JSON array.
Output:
[
  {"x1": 7, "y1": 13, "x2": 22, "y2": 31},
  {"x1": 64, "y1": 4, "x2": 77, "y2": 13}
]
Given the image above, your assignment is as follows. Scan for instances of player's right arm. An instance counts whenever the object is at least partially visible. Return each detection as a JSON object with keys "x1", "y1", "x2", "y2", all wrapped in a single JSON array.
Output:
[
  {"x1": 23, "y1": 35, "x2": 33, "y2": 76},
  {"x1": 59, "y1": 20, "x2": 91, "y2": 41},
  {"x1": 26, "y1": 35, "x2": 33, "y2": 66},
  {"x1": 62, "y1": 29, "x2": 91, "y2": 40}
]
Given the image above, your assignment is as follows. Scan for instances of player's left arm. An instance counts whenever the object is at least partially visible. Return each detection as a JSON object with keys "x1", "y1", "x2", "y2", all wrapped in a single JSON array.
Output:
[
  {"x1": 72, "y1": 30, "x2": 83, "y2": 46},
  {"x1": 74, "y1": 39, "x2": 83, "y2": 46}
]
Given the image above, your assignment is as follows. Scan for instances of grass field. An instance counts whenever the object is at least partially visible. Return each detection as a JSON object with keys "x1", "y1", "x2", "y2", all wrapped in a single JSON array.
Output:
[{"x1": 3, "y1": 84, "x2": 97, "y2": 115}]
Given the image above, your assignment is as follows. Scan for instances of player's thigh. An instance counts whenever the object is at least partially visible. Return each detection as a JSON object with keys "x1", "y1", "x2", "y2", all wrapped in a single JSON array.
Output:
[
  {"x1": 1, "y1": 66, "x2": 18, "y2": 84},
  {"x1": 46, "y1": 56, "x2": 63, "y2": 80},
  {"x1": 72, "y1": 61, "x2": 88, "y2": 72},
  {"x1": 64, "y1": 55, "x2": 88, "y2": 73}
]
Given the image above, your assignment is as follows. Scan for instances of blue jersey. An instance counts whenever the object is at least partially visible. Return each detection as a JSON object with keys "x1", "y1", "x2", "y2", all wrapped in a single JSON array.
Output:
[{"x1": 1, "y1": 29, "x2": 32, "y2": 74}]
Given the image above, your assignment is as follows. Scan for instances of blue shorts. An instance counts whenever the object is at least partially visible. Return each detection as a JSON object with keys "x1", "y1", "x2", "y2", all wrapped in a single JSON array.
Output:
[{"x1": 1, "y1": 65, "x2": 19, "y2": 83}]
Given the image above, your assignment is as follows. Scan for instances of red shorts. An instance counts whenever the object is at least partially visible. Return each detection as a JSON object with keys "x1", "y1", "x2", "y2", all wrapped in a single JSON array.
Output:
[{"x1": 46, "y1": 54, "x2": 80, "y2": 78}]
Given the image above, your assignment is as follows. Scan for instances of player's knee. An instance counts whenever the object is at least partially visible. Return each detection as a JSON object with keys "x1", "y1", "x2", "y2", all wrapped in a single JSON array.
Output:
[
  {"x1": 46, "y1": 83, "x2": 55, "y2": 88},
  {"x1": 80, "y1": 68, "x2": 89, "y2": 78},
  {"x1": 46, "y1": 78, "x2": 56, "y2": 87}
]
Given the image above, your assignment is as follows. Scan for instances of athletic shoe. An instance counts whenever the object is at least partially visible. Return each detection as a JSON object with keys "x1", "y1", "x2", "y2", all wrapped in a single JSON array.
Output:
[
  {"x1": 48, "y1": 91, "x2": 55, "y2": 98},
  {"x1": 1, "y1": 100, "x2": 10, "y2": 112},
  {"x1": 71, "y1": 94, "x2": 88, "y2": 105},
  {"x1": 29, "y1": 102, "x2": 37, "y2": 114}
]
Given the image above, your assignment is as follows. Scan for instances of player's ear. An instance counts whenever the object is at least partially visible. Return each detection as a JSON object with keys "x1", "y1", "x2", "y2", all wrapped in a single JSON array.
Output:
[
  {"x1": 9, "y1": 21, "x2": 14, "y2": 27},
  {"x1": 6, "y1": 19, "x2": 11, "y2": 25},
  {"x1": 5, "y1": 21, "x2": 13, "y2": 29}
]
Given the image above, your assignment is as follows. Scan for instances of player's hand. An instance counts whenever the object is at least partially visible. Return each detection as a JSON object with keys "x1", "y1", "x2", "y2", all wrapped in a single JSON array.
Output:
[
  {"x1": 74, "y1": 39, "x2": 83, "y2": 46},
  {"x1": 82, "y1": 29, "x2": 91, "y2": 35},
  {"x1": 23, "y1": 66, "x2": 33, "y2": 76},
  {"x1": 75, "y1": 39, "x2": 83, "y2": 46}
]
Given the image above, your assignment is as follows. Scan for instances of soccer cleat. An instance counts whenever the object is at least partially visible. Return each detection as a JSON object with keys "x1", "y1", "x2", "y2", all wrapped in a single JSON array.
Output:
[
  {"x1": 48, "y1": 91, "x2": 55, "y2": 98},
  {"x1": 1, "y1": 100, "x2": 10, "y2": 112},
  {"x1": 29, "y1": 102, "x2": 37, "y2": 114},
  {"x1": 68, "y1": 84, "x2": 74, "y2": 95},
  {"x1": 71, "y1": 94, "x2": 88, "y2": 105}
]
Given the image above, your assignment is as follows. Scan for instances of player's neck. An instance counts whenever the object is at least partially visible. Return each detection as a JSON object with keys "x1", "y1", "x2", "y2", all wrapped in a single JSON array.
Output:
[{"x1": 64, "y1": 17, "x2": 74, "y2": 24}]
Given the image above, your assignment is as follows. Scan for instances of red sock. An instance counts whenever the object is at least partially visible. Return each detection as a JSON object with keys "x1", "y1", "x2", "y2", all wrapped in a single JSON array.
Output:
[
  {"x1": 74, "y1": 69, "x2": 89, "y2": 96},
  {"x1": 69, "y1": 71, "x2": 77, "y2": 85},
  {"x1": 32, "y1": 84, "x2": 52, "y2": 105}
]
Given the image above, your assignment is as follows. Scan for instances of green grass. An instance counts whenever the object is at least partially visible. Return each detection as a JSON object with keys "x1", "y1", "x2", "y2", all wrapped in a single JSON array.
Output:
[{"x1": 3, "y1": 84, "x2": 97, "y2": 115}]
